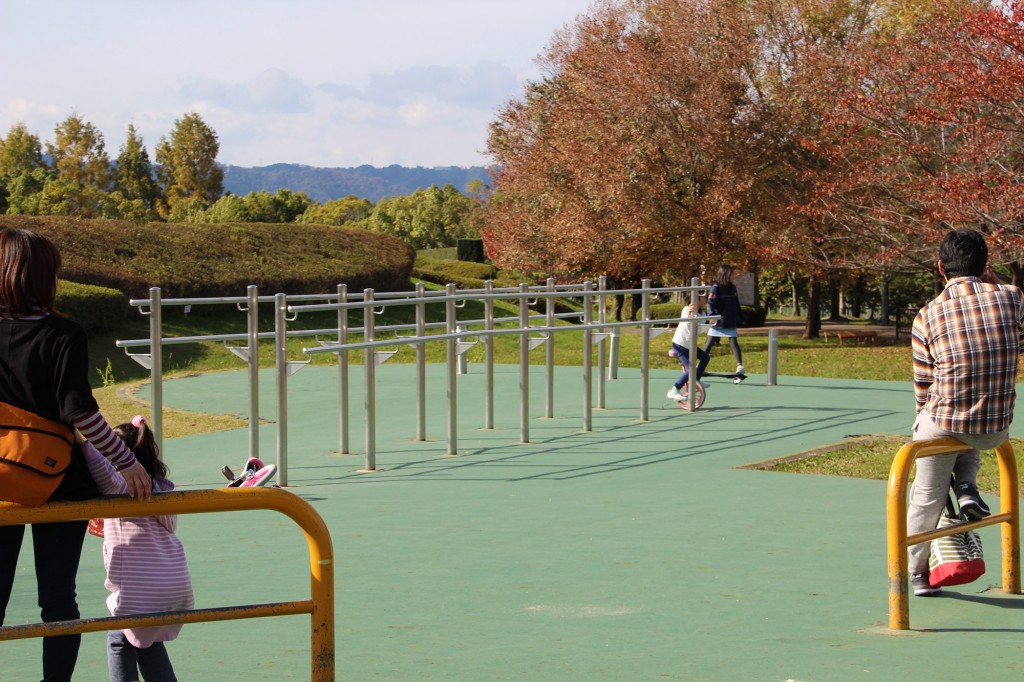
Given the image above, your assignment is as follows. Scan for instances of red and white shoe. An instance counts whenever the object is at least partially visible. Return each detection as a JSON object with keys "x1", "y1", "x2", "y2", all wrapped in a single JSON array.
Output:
[
  {"x1": 226, "y1": 462, "x2": 278, "y2": 488},
  {"x1": 238, "y1": 464, "x2": 277, "y2": 488}
]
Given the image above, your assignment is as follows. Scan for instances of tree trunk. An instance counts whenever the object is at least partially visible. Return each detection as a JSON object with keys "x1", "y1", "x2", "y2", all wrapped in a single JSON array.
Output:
[
  {"x1": 789, "y1": 273, "x2": 801, "y2": 316},
  {"x1": 612, "y1": 295, "x2": 624, "y2": 322},
  {"x1": 803, "y1": 278, "x2": 822, "y2": 339},
  {"x1": 630, "y1": 292, "x2": 642, "y2": 321},
  {"x1": 827, "y1": 279, "x2": 842, "y2": 321}
]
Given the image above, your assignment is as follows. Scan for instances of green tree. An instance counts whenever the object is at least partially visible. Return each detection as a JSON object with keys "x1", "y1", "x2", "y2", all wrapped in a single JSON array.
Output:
[
  {"x1": 0, "y1": 123, "x2": 46, "y2": 177},
  {"x1": 114, "y1": 124, "x2": 159, "y2": 210},
  {"x1": 37, "y1": 178, "x2": 110, "y2": 218},
  {"x1": 4, "y1": 168, "x2": 50, "y2": 215},
  {"x1": 366, "y1": 184, "x2": 478, "y2": 249},
  {"x1": 103, "y1": 192, "x2": 157, "y2": 224},
  {"x1": 243, "y1": 189, "x2": 312, "y2": 223},
  {"x1": 0, "y1": 123, "x2": 48, "y2": 213},
  {"x1": 298, "y1": 195, "x2": 374, "y2": 225},
  {"x1": 155, "y1": 112, "x2": 224, "y2": 218},
  {"x1": 195, "y1": 194, "x2": 248, "y2": 223},
  {"x1": 47, "y1": 114, "x2": 112, "y2": 190}
]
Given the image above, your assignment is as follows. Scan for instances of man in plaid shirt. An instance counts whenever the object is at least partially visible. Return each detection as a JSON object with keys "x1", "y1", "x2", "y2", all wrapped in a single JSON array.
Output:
[{"x1": 908, "y1": 228, "x2": 1024, "y2": 596}]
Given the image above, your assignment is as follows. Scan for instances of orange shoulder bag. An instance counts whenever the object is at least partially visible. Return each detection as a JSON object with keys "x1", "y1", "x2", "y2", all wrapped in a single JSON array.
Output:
[{"x1": 0, "y1": 401, "x2": 74, "y2": 505}]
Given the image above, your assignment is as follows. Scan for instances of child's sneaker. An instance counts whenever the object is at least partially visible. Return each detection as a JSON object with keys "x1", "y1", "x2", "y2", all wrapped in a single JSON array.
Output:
[
  {"x1": 243, "y1": 457, "x2": 265, "y2": 475},
  {"x1": 912, "y1": 571, "x2": 941, "y2": 596},
  {"x1": 667, "y1": 387, "x2": 683, "y2": 401},
  {"x1": 736, "y1": 364, "x2": 745, "y2": 375},
  {"x1": 955, "y1": 481, "x2": 991, "y2": 520}
]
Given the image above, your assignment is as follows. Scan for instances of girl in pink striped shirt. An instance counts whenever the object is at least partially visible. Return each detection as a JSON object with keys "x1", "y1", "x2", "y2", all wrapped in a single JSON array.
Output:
[{"x1": 82, "y1": 415, "x2": 194, "y2": 682}]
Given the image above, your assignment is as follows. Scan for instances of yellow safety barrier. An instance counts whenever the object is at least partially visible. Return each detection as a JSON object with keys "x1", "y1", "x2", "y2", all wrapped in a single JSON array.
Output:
[
  {"x1": 886, "y1": 437, "x2": 1020, "y2": 630},
  {"x1": 0, "y1": 487, "x2": 335, "y2": 680}
]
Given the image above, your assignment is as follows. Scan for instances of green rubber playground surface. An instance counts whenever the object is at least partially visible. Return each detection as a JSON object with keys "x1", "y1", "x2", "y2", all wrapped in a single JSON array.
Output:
[{"x1": 4, "y1": 364, "x2": 1024, "y2": 680}]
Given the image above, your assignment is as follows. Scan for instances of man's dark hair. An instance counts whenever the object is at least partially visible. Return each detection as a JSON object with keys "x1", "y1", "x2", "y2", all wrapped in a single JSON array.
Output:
[{"x1": 939, "y1": 228, "x2": 988, "y2": 279}]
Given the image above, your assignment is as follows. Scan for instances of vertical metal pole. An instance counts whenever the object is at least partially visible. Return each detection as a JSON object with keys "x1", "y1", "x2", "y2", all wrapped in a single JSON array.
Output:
[
  {"x1": 415, "y1": 282, "x2": 427, "y2": 440},
  {"x1": 607, "y1": 276, "x2": 619, "y2": 380},
  {"x1": 273, "y1": 293, "x2": 289, "y2": 486},
  {"x1": 597, "y1": 276, "x2": 607, "y2": 409},
  {"x1": 686, "y1": 277, "x2": 699, "y2": 412},
  {"x1": 582, "y1": 281, "x2": 593, "y2": 431},
  {"x1": 545, "y1": 277, "x2": 555, "y2": 419},
  {"x1": 484, "y1": 280, "x2": 495, "y2": 430},
  {"x1": 149, "y1": 287, "x2": 163, "y2": 454},
  {"x1": 519, "y1": 283, "x2": 530, "y2": 443},
  {"x1": 457, "y1": 325, "x2": 467, "y2": 374},
  {"x1": 246, "y1": 285, "x2": 260, "y2": 458},
  {"x1": 337, "y1": 284, "x2": 349, "y2": 455},
  {"x1": 639, "y1": 279, "x2": 652, "y2": 421},
  {"x1": 887, "y1": 444, "x2": 912, "y2": 630},
  {"x1": 767, "y1": 328, "x2": 778, "y2": 386},
  {"x1": 445, "y1": 284, "x2": 458, "y2": 455},
  {"x1": 997, "y1": 441, "x2": 1021, "y2": 594},
  {"x1": 363, "y1": 289, "x2": 377, "y2": 471}
]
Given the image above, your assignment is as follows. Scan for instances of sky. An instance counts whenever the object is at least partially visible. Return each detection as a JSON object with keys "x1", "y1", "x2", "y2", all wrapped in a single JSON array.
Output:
[{"x1": 0, "y1": 0, "x2": 595, "y2": 169}]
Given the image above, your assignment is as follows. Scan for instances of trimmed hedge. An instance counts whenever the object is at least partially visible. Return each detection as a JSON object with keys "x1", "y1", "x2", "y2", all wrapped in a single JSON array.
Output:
[
  {"x1": 413, "y1": 256, "x2": 524, "y2": 290},
  {"x1": 0, "y1": 215, "x2": 415, "y2": 298},
  {"x1": 56, "y1": 280, "x2": 128, "y2": 333}
]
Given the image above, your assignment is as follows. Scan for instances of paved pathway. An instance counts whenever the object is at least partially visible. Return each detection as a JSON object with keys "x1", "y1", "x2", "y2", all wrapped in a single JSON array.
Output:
[{"x1": 3, "y1": 364, "x2": 1022, "y2": 680}]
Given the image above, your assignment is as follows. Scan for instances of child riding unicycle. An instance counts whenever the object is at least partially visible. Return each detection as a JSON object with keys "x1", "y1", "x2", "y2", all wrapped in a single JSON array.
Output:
[{"x1": 667, "y1": 294, "x2": 710, "y2": 409}]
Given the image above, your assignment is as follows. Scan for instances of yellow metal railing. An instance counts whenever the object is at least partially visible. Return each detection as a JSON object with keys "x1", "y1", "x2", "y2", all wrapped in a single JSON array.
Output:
[
  {"x1": 0, "y1": 487, "x2": 335, "y2": 680},
  {"x1": 886, "y1": 437, "x2": 1020, "y2": 630}
]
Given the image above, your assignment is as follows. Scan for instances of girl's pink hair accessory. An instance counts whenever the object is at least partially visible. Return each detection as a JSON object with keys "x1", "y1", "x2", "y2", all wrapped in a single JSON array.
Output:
[{"x1": 131, "y1": 415, "x2": 146, "y2": 429}]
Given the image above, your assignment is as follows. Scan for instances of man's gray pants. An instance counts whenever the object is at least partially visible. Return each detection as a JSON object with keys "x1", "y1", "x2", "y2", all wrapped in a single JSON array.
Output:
[{"x1": 908, "y1": 410, "x2": 1008, "y2": 573}]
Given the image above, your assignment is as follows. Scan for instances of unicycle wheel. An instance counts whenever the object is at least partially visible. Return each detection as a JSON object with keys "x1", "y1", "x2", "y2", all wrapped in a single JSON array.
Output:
[{"x1": 675, "y1": 382, "x2": 705, "y2": 410}]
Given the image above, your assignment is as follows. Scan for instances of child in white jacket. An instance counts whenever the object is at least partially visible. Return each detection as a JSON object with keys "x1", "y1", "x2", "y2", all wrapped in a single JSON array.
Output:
[
  {"x1": 82, "y1": 415, "x2": 193, "y2": 682},
  {"x1": 667, "y1": 298, "x2": 710, "y2": 403}
]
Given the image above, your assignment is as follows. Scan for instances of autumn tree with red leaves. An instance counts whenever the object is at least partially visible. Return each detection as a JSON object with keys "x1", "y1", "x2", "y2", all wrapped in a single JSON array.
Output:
[
  {"x1": 484, "y1": 0, "x2": 760, "y2": 291},
  {"x1": 812, "y1": 0, "x2": 1024, "y2": 283},
  {"x1": 485, "y1": 0, "x2": 935, "y2": 336},
  {"x1": 484, "y1": 0, "x2": 995, "y2": 334}
]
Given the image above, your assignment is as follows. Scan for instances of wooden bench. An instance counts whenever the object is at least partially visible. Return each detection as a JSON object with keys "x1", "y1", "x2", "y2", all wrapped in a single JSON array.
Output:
[{"x1": 823, "y1": 330, "x2": 877, "y2": 347}]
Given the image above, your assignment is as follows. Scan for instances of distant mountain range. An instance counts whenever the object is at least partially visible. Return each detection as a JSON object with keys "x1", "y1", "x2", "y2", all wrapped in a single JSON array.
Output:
[{"x1": 222, "y1": 163, "x2": 491, "y2": 203}]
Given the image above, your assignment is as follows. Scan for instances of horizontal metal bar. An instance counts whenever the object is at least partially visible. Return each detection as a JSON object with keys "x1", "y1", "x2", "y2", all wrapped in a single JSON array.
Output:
[
  {"x1": 304, "y1": 315, "x2": 719, "y2": 355},
  {"x1": 0, "y1": 601, "x2": 312, "y2": 641},
  {"x1": 290, "y1": 283, "x2": 708, "y2": 313},
  {"x1": 127, "y1": 282, "x2": 600, "y2": 309},
  {"x1": 115, "y1": 310, "x2": 591, "y2": 349},
  {"x1": 906, "y1": 511, "x2": 1011, "y2": 547}
]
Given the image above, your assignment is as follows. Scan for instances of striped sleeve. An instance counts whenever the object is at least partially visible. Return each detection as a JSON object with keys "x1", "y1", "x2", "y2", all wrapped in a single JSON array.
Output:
[
  {"x1": 73, "y1": 410, "x2": 138, "y2": 471},
  {"x1": 80, "y1": 441, "x2": 128, "y2": 495}
]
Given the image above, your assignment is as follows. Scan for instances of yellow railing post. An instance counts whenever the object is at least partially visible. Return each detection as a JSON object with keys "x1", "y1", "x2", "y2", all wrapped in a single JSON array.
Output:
[
  {"x1": 886, "y1": 437, "x2": 1020, "y2": 630},
  {"x1": 0, "y1": 487, "x2": 334, "y2": 681}
]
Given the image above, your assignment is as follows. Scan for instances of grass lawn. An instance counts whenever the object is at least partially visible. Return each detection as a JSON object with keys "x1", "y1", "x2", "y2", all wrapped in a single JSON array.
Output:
[{"x1": 746, "y1": 435, "x2": 1024, "y2": 495}]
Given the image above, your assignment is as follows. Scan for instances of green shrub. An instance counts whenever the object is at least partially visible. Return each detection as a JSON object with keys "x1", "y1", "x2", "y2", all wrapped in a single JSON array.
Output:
[
  {"x1": 417, "y1": 247, "x2": 458, "y2": 260},
  {"x1": 56, "y1": 280, "x2": 128, "y2": 333},
  {"x1": 741, "y1": 305, "x2": 767, "y2": 327},
  {"x1": 649, "y1": 303, "x2": 686, "y2": 320},
  {"x1": 413, "y1": 256, "x2": 498, "y2": 289},
  {"x1": 0, "y1": 216, "x2": 415, "y2": 298}
]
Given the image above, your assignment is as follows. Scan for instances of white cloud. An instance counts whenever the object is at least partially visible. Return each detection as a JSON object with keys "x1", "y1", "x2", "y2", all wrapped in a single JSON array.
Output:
[
  {"x1": 0, "y1": 0, "x2": 595, "y2": 167},
  {"x1": 181, "y1": 70, "x2": 313, "y2": 114}
]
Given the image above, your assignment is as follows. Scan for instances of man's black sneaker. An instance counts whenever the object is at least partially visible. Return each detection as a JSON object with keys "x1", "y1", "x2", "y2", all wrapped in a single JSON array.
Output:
[
  {"x1": 955, "y1": 481, "x2": 991, "y2": 521},
  {"x1": 912, "y1": 571, "x2": 941, "y2": 596}
]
